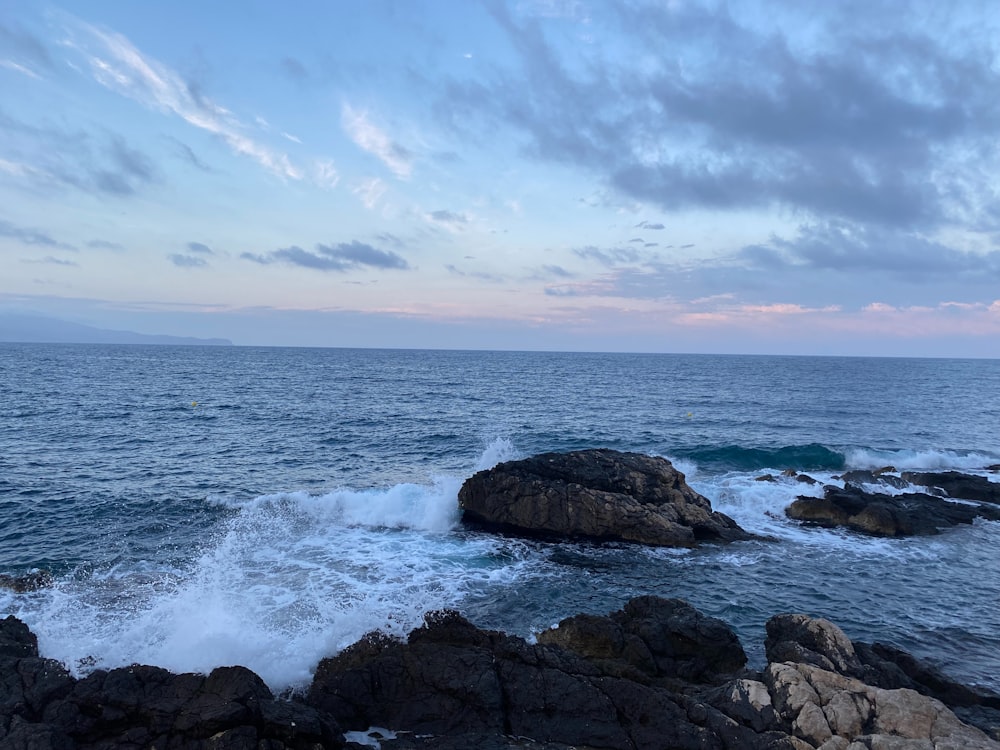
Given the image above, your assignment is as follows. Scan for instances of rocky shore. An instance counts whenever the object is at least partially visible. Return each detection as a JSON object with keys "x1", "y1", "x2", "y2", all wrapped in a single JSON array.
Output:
[
  {"x1": 5, "y1": 451, "x2": 1000, "y2": 749},
  {"x1": 4, "y1": 597, "x2": 1000, "y2": 750}
]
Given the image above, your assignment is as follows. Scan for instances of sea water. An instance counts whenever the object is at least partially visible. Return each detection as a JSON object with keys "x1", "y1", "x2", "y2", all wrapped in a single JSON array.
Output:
[{"x1": 1, "y1": 345, "x2": 998, "y2": 693}]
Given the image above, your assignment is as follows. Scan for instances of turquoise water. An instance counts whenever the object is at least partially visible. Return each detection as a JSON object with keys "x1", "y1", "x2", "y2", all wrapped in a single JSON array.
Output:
[{"x1": 1, "y1": 344, "x2": 998, "y2": 692}]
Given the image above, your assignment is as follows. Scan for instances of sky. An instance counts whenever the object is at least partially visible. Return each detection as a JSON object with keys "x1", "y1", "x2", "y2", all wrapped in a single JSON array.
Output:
[{"x1": 1, "y1": 0, "x2": 999, "y2": 356}]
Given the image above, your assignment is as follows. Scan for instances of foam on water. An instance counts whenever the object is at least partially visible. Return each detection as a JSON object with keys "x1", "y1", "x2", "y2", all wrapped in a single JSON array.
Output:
[
  {"x1": 844, "y1": 447, "x2": 1000, "y2": 471},
  {"x1": 8, "y1": 441, "x2": 541, "y2": 692}
]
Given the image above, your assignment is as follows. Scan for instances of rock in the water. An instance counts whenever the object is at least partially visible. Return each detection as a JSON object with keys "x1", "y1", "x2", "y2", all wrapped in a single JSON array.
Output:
[
  {"x1": 901, "y1": 470, "x2": 1000, "y2": 505},
  {"x1": 0, "y1": 571, "x2": 53, "y2": 593},
  {"x1": 785, "y1": 484, "x2": 1000, "y2": 536},
  {"x1": 459, "y1": 449, "x2": 751, "y2": 547}
]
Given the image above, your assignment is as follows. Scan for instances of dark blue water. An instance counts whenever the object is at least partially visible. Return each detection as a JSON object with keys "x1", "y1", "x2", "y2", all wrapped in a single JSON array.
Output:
[{"x1": 1, "y1": 344, "x2": 998, "y2": 692}]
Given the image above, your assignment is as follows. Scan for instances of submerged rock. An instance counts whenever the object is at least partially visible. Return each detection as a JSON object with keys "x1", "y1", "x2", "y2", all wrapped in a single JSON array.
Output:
[
  {"x1": 785, "y1": 484, "x2": 1000, "y2": 536},
  {"x1": 458, "y1": 449, "x2": 751, "y2": 547}
]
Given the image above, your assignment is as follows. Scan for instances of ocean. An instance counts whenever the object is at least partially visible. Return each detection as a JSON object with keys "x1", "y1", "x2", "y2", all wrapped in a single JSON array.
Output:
[{"x1": 1, "y1": 344, "x2": 998, "y2": 695}]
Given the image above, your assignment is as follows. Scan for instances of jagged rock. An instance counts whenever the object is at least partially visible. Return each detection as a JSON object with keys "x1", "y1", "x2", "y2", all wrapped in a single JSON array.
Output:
[
  {"x1": 459, "y1": 449, "x2": 751, "y2": 547},
  {"x1": 0, "y1": 617, "x2": 343, "y2": 749},
  {"x1": 309, "y1": 601, "x2": 772, "y2": 750},
  {"x1": 785, "y1": 484, "x2": 1000, "y2": 536},
  {"x1": 900, "y1": 471, "x2": 1000, "y2": 505},
  {"x1": 839, "y1": 470, "x2": 909, "y2": 490},
  {"x1": 756, "y1": 474, "x2": 778, "y2": 482},
  {"x1": 537, "y1": 595, "x2": 747, "y2": 685},
  {"x1": 765, "y1": 614, "x2": 863, "y2": 676},
  {"x1": 765, "y1": 661, "x2": 999, "y2": 749}
]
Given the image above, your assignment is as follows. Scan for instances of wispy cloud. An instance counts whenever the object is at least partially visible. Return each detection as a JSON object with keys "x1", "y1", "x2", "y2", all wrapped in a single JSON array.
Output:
[
  {"x1": 0, "y1": 218, "x2": 75, "y2": 250},
  {"x1": 341, "y1": 103, "x2": 413, "y2": 179},
  {"x1": 168, "y1": 253, "x2": 208, "y2": 268},
  {"x1": 60, "y1": 14, "x2": 302, "y2": 180},
  {"x1": 186, "y1": 242, "x2": 213, "y2": 254},
  {"x1": 352, "y1": 177, "x2": 386, "y2": 209},
  {"x1": 242, "y1": 240, "x2": 410, "y2": 272}
]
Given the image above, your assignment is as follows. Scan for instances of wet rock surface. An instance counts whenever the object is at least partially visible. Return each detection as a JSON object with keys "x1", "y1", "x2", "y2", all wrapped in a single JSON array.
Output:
[
  {"x1": 785, "y1": 483, "x2": 1000, "y2": 536},
  {"x1": 458, "y1": 449, "x2": 752, "y2": 547}
]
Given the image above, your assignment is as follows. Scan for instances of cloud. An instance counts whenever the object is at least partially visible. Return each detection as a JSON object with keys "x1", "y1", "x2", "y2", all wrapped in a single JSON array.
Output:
[
  {"x1": 443, "y1": 3, "x2": 1000, "y2": 233},
  {"x1": 95, "y1": 136, "x2": 156, "y2": 195},
  {"x1": 166, "y1": 137, "x2": 215, "y2": 172},
  {"x1": 279, "y1": 56, "x2": 308, "y2": 81},
  {"x1": 0, "y1": 110, "x2": 158, "y2": 196},
  {"x1": 352, "y1": 177, "x2": 386, "y2": 209},
  {"x1": 87, "y1": 239, "x2": 124, "y2": 251},
  {"x1": 186, "y1": 242, "x2": 213, "y2": 254},
  {"x1": 243, "y1": 240, "x2": 410, "y2": 272},
  {"x1": 0, "y1": 219, "x2": 74, "y2": 249},
  {"x1": 446, "y1": 264, "x2": 503, "y2": 282},
  {"x1": 61, "y1": 14, "x2": 302, "y2": 180},
  {"x1": 0, "y1": 21, "x2": 52, "y2": 77},
  {"x1": 21, "y1": 256, "x2": 77, "y2": 266},
  {"x1": 635, "y1": 221, "x2": 665, "y2": 230},
  {"x1": 168, "y1": 253, "x2": 208, "y2": 268},
  {"x1": 427, "y1": 209, "x2": 469, "y2": 228},
  {"x1": 741, "y1": 221, "x2": 1000, "y2": 280},
  {"x1": 341, "y1": 103, "x2": 413, "y2": 178},
  {"x1": 573, "y1": 245, "x2": 643, "y2": 266}
]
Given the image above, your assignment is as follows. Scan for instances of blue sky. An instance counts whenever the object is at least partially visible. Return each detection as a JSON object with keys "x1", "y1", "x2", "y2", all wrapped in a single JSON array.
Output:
[{"x1": 1, "y1": 0, "x2": 999, "y2": 355}]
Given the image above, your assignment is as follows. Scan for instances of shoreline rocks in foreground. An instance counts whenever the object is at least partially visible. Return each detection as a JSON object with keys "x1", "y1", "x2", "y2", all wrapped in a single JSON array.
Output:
[
  {"x1": 5, "y1": 596, "x2": 1000, "y2": 749},
  {"x1": 459, "y1": 448, "x2": 752, "y2": 547}
]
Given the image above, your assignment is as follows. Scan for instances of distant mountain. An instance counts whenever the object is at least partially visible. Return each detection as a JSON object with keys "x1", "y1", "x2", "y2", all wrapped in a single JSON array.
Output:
[{"x1": 0, "y1": 313, "x2": 233, "y2": 346}]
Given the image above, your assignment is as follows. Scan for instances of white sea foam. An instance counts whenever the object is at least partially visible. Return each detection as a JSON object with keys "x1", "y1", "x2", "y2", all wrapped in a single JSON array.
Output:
[
  {"x1": 844, "y1": 447, "x2": 999, "y2": 471},
  {"x1": 12, "y1": 440, "x2": 541, "y2": 692}
]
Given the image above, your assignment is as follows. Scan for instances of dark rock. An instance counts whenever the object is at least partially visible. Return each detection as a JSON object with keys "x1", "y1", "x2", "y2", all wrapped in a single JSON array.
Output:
[
  {"x1": 794, "y1": 474, "x2": 817, "y2": 485},
  {"x1": 459, "y1": 449, "x2": 751, "y2": 547},
  {"x1": 840, "y1": 469, "x2": 909, "y2": 490},
  {"x1": 308, "y1": 600, "x2": 766, "y2": 750},
  {"x1": 755, "y1": 474, "x2": 777, "y2": 482},
  {"x1": 537, "y1": 595, "x2": 747, "y2": 685},
  {"x1": 765, "y1": 614, "x2": 863, "y2": 675},
  {"x1": 785, "y1": 484, "x2": 1000, "y2": 536},
  {"x1": 0, "y1": 572, "x2": 54, "y2": 594},
  {"x1": 0, "y1": 615, "x2": 343, "y2": 750},
  {"x1": 901, "y1": 470, "x2": 1000, "y2": 504},
  {"x1": 0, "y1": 617, "x2": 38, "y2": 659}
]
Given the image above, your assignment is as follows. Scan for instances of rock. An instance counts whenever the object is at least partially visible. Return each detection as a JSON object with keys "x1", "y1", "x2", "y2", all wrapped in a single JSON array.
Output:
[
  {"x1": 756, "y1": 474, "x2": 778, "y2": 482},
  {"x1": 785, "y1": 484, "x2": 1000, "y2": 536},
  {"x1": 537, "y1": 595, "x2": 747, "y2": 685},
  {"x1": 0, "y1": 616, "x2": 343, "y2": 749},
  {"x1": 795, "y1": 474, "x2": 818, "y2": 485},
  {"x1": 0, "y1": 571, "x2": 54, "y2": 593},
  {"x1": 765, "y1": 662, "x2": 999, "y2": 749},
  {"x1": 839, "y1": 470, "x2": 909, "y2": 490},
  {"x1": 765, "y1": 614, "x2": 862, "y2": 676},
  {"x1": 309, "y1": 600, "x2": 770, "y2": 750},
  {"x1": 900, "y1": 471, "x2": 1000, "y2": 505},
  {"x1": 459, "y1": 449, "x2": 751, "y2": 547}
]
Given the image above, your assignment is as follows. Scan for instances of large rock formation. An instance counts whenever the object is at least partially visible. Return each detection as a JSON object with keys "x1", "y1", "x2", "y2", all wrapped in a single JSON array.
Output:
[
  {"x1": 459, "y1": 449, "x2": 751, "y2": 547},
  {"x1": 785, "y1": 484, "x2": 1000, "y2": 536},
  {"x1": 5, "y1": 600, "x2": 1000, "y2": 749},
  {"x1": 0, "y1": 615, "x2": 342, "y2": 749}
]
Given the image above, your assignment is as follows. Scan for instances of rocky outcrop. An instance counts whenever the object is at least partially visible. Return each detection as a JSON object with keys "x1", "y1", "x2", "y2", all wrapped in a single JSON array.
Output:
[
  {"x1": 459, "y1": 449, "x2": 751, "y2": 547},
  {"x1": 785, "y1": 484, "x2": 1000, "y2": 536},
  {"x1": 0, "y1": 615, "x2": 342, "y2": 749},
  {"x1": 536, "y1": 596, "x2": 747, "y2": 685},
  {"x1": 901, "y1": 471, "x2": 1000, "y2": 505},
  {"x1": 5, "y1": 601, "x2": 999, "y2": 750}
]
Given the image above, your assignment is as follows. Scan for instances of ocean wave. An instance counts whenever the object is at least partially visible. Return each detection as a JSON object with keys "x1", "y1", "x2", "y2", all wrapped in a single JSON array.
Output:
[{"x1": 674, "y1": 443, "x2": 846, "y2": 472}]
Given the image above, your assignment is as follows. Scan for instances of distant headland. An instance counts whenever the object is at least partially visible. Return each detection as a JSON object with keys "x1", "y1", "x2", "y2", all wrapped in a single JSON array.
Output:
[{"x1": 0, "y1": 313, "x2": 232, "y2": 346}]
